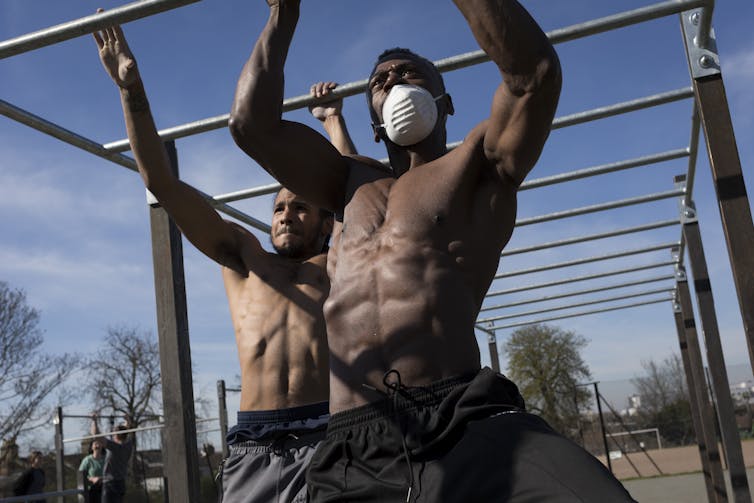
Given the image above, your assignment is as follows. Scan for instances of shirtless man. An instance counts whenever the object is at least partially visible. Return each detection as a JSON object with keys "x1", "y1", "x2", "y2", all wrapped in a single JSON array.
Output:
[
  {"x1": 230, "y1": 0, "x2": 635, "y2": 501},
  {"x1": 93, "y1": 19, "x2": 354, "y2": 503}
]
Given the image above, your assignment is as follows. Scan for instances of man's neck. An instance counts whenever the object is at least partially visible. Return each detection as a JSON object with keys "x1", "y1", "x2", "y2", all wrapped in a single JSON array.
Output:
[{"x1": 386, "y1": 130, "x2": 448, "y2": 175}]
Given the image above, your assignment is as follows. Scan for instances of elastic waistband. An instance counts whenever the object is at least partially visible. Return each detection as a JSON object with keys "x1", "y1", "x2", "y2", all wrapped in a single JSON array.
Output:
[
  {"x1": 327, "y1": 373, "x2": 475, "y2": 434},
  {"x1": 237, "y1": 401, "x2": 329, "y2": 426},
  {"x1": 229, "y1": 427, "x2": 326, "y2": 453}
]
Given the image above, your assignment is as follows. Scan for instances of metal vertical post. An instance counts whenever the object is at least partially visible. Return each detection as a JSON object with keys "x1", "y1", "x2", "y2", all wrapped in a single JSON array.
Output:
[
  {"x1": 149, "y1": 140, "x2": 200, "y2": 502},
  {"x1": 673, "y1": 266, "x2": 727, "y2": 502},
  {"x1": 593, "y1": 382, "x2": 612, "y2": 474},
  {"x1": 487, "y1": 332, "x2": 501, "y2": 373},
  {"x1": 682, "y1": 8, "x2": 754, "y2": 379},
  {"x1": 676, "y1": 182, "x2": 750, "y2": 502},
  {"x1": 54, "y1": 406, "x2": 64, "y2": 503},
  {"x1": 217, "y1": 380, "x2": 229, "y2": 459}
]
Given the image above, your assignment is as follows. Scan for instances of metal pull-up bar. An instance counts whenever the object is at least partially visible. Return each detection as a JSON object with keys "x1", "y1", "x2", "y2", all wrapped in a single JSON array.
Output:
[{"x1": 0, "y1": 0, "x2": 201, "y2": 60}]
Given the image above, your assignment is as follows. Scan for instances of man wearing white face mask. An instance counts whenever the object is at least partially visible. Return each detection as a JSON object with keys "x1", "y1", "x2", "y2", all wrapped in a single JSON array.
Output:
[{"x1": 231, "y1": 0, "x2": 635, "y2": 501}]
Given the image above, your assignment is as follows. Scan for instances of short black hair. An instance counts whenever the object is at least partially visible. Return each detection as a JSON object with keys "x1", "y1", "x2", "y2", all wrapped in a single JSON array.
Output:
[{"x1": 372, "y1": 48, "x2": 438, "y2": 77}]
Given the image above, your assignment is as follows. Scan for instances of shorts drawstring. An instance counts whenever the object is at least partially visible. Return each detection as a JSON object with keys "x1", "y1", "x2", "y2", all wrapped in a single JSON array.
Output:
[{"x1": 363, "y1": 369, "x2": 417, "y2": 502}]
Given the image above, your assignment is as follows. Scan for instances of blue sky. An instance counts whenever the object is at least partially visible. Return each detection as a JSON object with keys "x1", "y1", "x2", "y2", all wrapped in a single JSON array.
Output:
[{"x1": 1, "y1": 0, "x2": 753, "y2": 442}]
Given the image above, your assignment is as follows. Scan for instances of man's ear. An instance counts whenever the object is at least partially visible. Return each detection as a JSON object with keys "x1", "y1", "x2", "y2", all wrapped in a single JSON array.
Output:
[
  {"x1": 444, "y1": 93, "x2": 455, "y2": 116},
  {"x1": 322, "y1": 215, "x2": 334, "y2": 237},
  {"x1": 371, "y1": 123, "x2": 383, "y2": 143}
]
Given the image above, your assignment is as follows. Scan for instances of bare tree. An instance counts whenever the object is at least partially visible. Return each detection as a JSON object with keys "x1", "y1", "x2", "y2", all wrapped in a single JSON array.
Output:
[
  {"x1": 504, "y1": 323, "x2": 592, "y2": 439},
  {"x1": 0, "y1": 281, "x2": 79, "y2": 442},
  {"x1": 88, "y1": 325, "x2": 162, "y2": 428},
  {"x1": 631, "y1": 353, "x2": 693, "y2": 445},
  {"x1": 631, "y1": 353, "x2": 687, "y2": 411}
]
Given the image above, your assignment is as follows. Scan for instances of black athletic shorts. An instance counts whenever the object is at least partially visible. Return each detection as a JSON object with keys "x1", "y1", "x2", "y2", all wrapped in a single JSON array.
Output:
[{"x1": 307, "y1": 368, "x2": 635, "y2": 502}]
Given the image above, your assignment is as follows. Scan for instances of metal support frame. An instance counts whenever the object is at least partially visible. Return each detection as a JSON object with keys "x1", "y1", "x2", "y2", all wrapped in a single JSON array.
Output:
[
  {"x1": 487, "y1": 297, "x2": 670, "y2": 332},
  {"x1": 475, "y1": 326, "x2": 501, "y2": 373},
  {"x1": 54, "y1": 406, "x2": 64, "y2": 503},
  {"x1": 515, "y1": 189, "x2": 685, "y2": 227},
  {"x1": 494, "y1": 242, "x2": 678, "y2": 280},
  {"x1": 593, "y1": 382, "x2": 612, "y2": 474},
  {"x1": 3, "y1": 3, "x2": 748, "y2": 494},
  {"x1": 501, "y1": 219, "x2": 679, "y2": 257},
  {"x1": 149, "y1": 142, "x2": 200, "y2": 502},
  {"x1": 479, "y1": 287, "x2": 674, "y2": 325},
  {"x1": 681, "y1": 11, "x2": 754, "y2": 377},
  {"x1": 675, "y1": 177, "x2": 750, "y2": 501},
  {"x1": 481, "y1": 274, "x2": 675, "y2": 313},
  {"x1": 217, "y1": 380, "x2": 230, "y2": 459},
  {"x1": 673, "y1": 267, "x2": 727, "y2": 502},
  {"x1": 486, "y1": 260, "x2": 679, "y2": 299}
]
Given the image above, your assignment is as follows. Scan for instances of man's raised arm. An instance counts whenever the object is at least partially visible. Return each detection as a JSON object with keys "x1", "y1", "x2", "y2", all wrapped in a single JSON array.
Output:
[
  {"x1": 454, "y1": 0, "x2": 561, "y2": 187},
  {"x1": 309, "y1": 81, "x2": 358, "y2": 156},
  {"x1": 229, "y1": 1, "x2": 349, "y2": 212},
  {"x1": 94, "y1": 16, "x2": 261, "y2": 275}
]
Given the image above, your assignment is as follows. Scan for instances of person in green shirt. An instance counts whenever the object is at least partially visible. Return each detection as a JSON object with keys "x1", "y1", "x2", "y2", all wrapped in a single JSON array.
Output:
[{"x1": 79, "y1": 438, "x2": 106, "y2": 503}]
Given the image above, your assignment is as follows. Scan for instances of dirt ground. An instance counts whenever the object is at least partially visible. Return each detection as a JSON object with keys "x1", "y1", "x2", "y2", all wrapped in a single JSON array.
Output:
[
  {"x1": 595, "y1": 440, "x2": 754, "y2": 502},
  {"x1": 595, "y1": 439, "x2": 754, "y2": 480}
]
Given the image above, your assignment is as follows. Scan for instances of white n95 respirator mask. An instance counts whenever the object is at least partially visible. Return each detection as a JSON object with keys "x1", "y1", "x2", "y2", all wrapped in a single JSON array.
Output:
[{"x1": 376, "y1": 84, "x2": 443, "y2": 146}]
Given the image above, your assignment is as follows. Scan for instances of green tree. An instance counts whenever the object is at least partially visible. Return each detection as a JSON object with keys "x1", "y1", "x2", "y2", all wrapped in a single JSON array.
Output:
[
  {"x1": 503, "y1": 324, "x2": 592, "y2": 438},
  {"x1": 0, "y1": 281, "x2": 79, "y2": 443}
]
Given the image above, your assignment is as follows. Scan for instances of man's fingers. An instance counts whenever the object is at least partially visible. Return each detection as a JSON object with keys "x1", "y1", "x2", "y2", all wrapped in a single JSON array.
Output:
[
  {"x1": 93, "y1": 31, "x2": 104, "y2": 49},
  {"x1": 113, "y1": 24, "x2": 128, "y2": 46}
]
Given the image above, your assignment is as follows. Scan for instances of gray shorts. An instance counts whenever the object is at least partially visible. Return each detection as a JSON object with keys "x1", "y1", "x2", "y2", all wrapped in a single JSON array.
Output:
[{"x1": 221, "y1": 402, "x2": 329, "y2": 503}]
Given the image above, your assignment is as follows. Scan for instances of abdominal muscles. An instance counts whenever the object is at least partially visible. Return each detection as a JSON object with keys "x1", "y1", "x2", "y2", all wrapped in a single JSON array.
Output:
[{"x1": 324, "y1": 231, "x2": 482, "y2": 412}]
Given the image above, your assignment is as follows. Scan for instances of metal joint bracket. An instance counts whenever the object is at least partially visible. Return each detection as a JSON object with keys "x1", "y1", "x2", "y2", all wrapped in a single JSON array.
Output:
[
  {"x1": 672, "y1": 290, "x2": 682, "y2": 313},
  {"x1": 673, "y1": 178, "x2": 698, "y2": 224},
  {"x1": 674, "y1": 263, "x2": 687, "y2": 281},
  {"x1": 671, "y1": 246, "x2": 687, "y2": 281},
  {"x1": 487, "y1": 333, "x2": 497, "y2": 344},
  {"x1": 146, "y1": 188, "x2": 160, "y2": 208},
  {"x1": 679, "y1": 200, "x2": 698, "y2": 224},
  {"x1": 681, "y1": 9, "x2": 720, "y2": 79}
]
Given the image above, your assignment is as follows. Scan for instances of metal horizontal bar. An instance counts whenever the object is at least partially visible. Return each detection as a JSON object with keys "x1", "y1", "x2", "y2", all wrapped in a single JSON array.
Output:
[
  {"x1": 480, "y1": 274, "x2": 676, "y2": 313},
  {"x1": 551, "y1": 88, "x2": 694, "y2": 131},
  {"x1": 486, "y1": 260, "x2": 678, "y2": 298},
  {"x1": 0, "y1": 99, "x2": 267, "y2": 231},
  {"x1": 64, "y1": 422, "x2": 165, "y2": 443},
  {"x1": 495, "y1": 241, "x2": 678, "y2": 280},
  {"x1": 200, "y1": 193, "x2": 271, "y2": 233},
  {"x1": 488, "y1": 297, "x2": 672, "y2": 331},
  {"x1": 0, "y1": 0, "x2": 201, "y2": 60},
  {"x1": 103, "y1": 0, "x2": 705, "y2": 153},
  {"x1": 104, "y1": 113, "x2": 231, "y2": 152},
  {"x1": 502, "y1": 219, "x2": 679, "y2": 257},
  {"x1": 516, "y1": 189, "x2": 686, "y2": 227},
  {"x1": 203, "y1": 117, "x2": 688, "y2": 204},
  {"x1": 479, "y1": 287, "x2": 674, "y2": 324},
  {"x1": 430, "y1": 0, "x2": 707, "y2": 73},
  {"x1": 213, "y1": 183, "x2": 282, "y2": 204},
  {"x1": 521, "y1": 149, "x2": 689, "y2": 191},
  {"x1": 0, "y1": 98, "x2": 138, "y2": 171}
]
